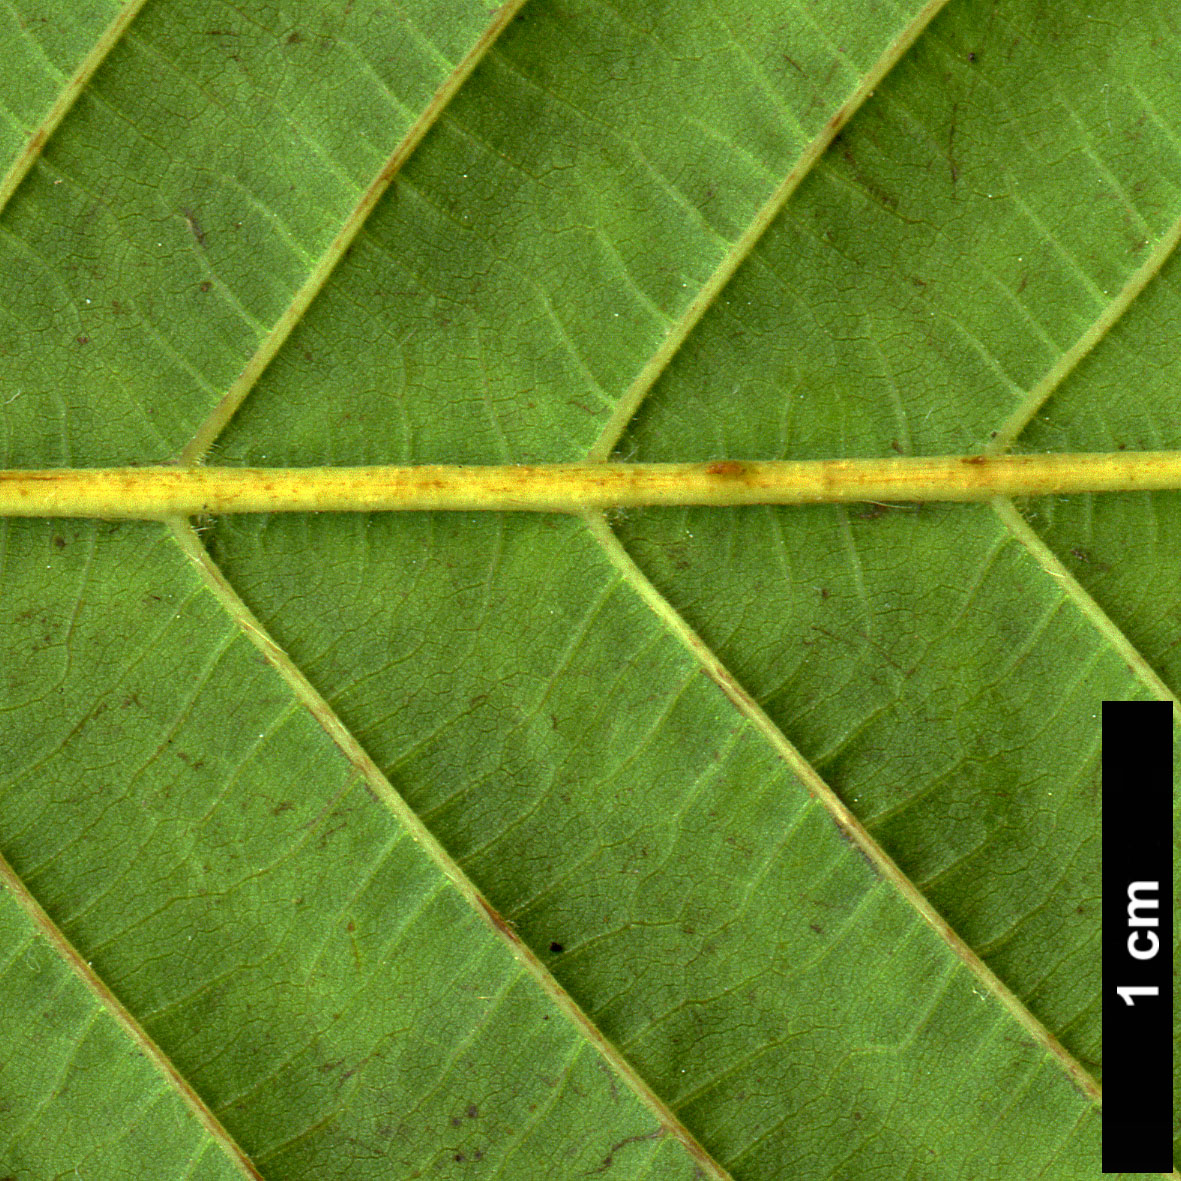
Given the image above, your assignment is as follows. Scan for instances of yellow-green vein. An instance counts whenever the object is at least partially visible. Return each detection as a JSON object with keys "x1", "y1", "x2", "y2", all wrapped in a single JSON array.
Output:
[
  {"x1": 0, "y1": 847, "x2": 263, "y2": 1179},
  {"x1": 580, "y1": 508, "x2": 1104, "y2": 1109},
  {"x1": 978, "y1": 201, "x2": 1181, "y2": 718},
  {"x1": 6, "y1": 451, "x2": 1181, "y2": 517},
  {"x1": 585, "y1": 0, "x2": 953, "y2": 462},
  {"x1": 990, "y1": 496, "x2": 1181, "y2": 719},
  {"x1": 167, "y1": 517, "x2": 733, "y2": 1181},
  {"x1": 987, "y1": 201, "x2": 1181, "y2": 454},
  {"x1": 178, "y1": 0, "x2": 532, "y2": 465},
  {"x1": 0, "y1": 0, "x2": 152, "y2": 218}
]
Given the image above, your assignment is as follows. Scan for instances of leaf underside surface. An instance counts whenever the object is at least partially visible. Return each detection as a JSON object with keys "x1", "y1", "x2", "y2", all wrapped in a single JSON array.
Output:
[{"x1": 0, "y1": 1, "x2": 1178, "y2": 1178}]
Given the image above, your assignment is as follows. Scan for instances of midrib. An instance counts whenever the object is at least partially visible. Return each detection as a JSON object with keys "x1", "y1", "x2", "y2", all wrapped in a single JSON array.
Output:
[
  {"x1": 2, "y1": 450, "x2": 1181, "y2": 516},
  {"x1": 6, "y1": 0, "x2": 1170, "y2": 1171}
]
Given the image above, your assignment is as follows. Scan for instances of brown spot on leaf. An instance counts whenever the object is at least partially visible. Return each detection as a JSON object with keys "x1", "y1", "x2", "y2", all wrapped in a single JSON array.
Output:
[
  {"x1": 183, "y1": 208, "x2": 206, "y2": 246},
  {"x1": 476, "y1": 894, "x2": 518, "y2": 943},
  {"x1": 589, "y1": 1129, "x2": 666, "y2": 1174},
  {"x1": 825, "y1": 104, "x2": 850, "y2": 135},
  {"x1": 831, "y1": 819, "x2": 883, "y2": 879}
]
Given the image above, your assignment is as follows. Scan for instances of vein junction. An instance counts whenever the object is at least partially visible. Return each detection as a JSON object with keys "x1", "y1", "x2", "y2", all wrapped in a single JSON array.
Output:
[{"x1": 0, "y1": 452, "x2": 1179, "y2": 517}]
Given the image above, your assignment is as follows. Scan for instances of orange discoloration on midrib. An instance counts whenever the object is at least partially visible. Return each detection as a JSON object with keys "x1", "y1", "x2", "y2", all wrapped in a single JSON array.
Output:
[{"x1": 705, "y1": 460, "x2": 746, "y2": 478}]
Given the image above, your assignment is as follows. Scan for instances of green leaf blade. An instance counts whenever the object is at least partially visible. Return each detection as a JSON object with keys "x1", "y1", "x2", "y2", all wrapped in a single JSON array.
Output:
[
  {"x1": 0, "y1": 0, "x2": 518, "y2": 466},
  {"x1": 207, "y1": 508, "x2": 1104, "y2": 1176},
  {"x1": 0, "y1": 517, "x2": 723, "y2": 1178},
  {"x1": 0, "y1": 878, "x2": 254, "y2": 1180},
  {"x1": 1, "y1": 0, "x2": 1178, "y2": 1177}
]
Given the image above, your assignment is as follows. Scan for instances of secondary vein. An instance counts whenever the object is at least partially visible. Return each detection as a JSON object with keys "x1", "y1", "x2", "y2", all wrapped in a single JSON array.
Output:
[
  {"x1": 177, "y1": 0, "x2": 531, "y2": 465},
  {"x1": 580, "y1": 509, "x2": 1103, "y2": 1108},
  {"x1": 0, "y1": 847, "x2": 263, "y2": 1179},
  {"x1": 987, "y1": 200, "x2": 1181, "y2": 453},
  {"x1": 989, "y1": 498, "x2": 1181, "y2": 717},
  {"x1": 584, "y1": 0, "x2": 953, "y2": 463},
  {"x1": 0, "y1": 0, "x2": 152, "y2": 218},
  {"x1": 980, "y1": 206, "x2": 1181, "y2": 720},
  {"x1": 168, "y1": 518, "x2": 733, "y2": 1181}
]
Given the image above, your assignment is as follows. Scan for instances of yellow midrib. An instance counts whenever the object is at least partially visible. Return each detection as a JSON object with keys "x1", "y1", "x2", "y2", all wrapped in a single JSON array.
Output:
[{"x1": 2, "y1": 450, "x2": 1180, "y2": 517}]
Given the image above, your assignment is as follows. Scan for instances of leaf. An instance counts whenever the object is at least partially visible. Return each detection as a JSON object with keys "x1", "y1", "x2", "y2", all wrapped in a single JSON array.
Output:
[{"x1": 0, "y1": 1, "x2": 1176, "y2": 1178}]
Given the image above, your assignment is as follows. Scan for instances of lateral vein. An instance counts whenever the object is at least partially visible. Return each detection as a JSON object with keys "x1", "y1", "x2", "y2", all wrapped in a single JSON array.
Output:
[
  {"x1": 167, "y1": 518, "x2": 733, "y2": 1181},
  {"x1": 987, "y1": 201, "x2": 1181, "y2": 453},
  {"x1": 990, "y1": 497, "x2": 1181, "y2": 717},
  {"x1": 0, "y1": 847, "x2": 263, "y2": 1178},
  {"x1": 177, "y1": 0, "x2": 531, "y2": 464},
  {"x1": 0, "y1": 0, "x2": 152, "y2": 218},
  {"x1": 585, "y1": 0, "x2": 953, "y2": 462},
  {"x1": 581, "y1": 509, "x2": 1102, "y2": 1107}
]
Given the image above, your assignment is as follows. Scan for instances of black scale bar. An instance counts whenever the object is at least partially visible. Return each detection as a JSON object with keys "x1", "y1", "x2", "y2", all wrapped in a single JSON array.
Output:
[{"x1": 1103, "y1": 700, "x2": 1174, "y2": 1173}]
